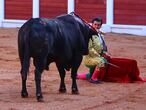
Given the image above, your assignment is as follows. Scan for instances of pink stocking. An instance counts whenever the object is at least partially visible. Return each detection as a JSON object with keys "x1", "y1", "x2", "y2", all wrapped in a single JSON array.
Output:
[{"x1": 77, "y1": 73, "x2": 87, "y2": 80}]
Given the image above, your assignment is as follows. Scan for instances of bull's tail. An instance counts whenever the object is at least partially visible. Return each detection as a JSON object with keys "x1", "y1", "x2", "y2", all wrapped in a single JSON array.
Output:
[{"x1": 18, "y1": 19, "x2": 33, "y2": 79}]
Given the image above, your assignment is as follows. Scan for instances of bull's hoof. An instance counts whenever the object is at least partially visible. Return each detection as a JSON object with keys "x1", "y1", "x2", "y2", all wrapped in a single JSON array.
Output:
[
  {"x1": 21, "y1": 91, "x2": 28, "y2": 98},
  {"x1": 37, "y1": 94, "x2": 44, "y2": 102},
  {"x1": 72, "y1": 88, "x2": 79, "y2": 94},
  {"x1": 37, "y1": 97, "x2": 44, "y2": 102},
  {"x1": 59, "y1": 87, "x2": 67, "y2": 93}
]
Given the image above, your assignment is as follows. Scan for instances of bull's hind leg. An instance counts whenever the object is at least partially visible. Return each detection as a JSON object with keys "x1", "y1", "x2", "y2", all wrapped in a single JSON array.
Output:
[
  {"x1": 21, "y1": 74, "x2": 28, "y2": 98},
  {"x1": 20, "y1": 60, "x2": 30, "y2": 98},
  {"x1": 56, "y1": 64, "x2": 66, "y2": 93}
]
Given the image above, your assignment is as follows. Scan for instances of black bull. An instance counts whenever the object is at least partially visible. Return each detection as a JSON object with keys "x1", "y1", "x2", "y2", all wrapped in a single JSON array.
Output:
[{"x1": 18, "y1": 13, "x2": 98, "y2": 102}]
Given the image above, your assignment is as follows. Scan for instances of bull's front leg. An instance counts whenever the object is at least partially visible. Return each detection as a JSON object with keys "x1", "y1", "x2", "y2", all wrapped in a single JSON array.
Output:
[
  {"x1": 35, "y1": 69, "x2": 43, "y2": 102},
  {"x1": 71, "y1": 55, "x2": 82, "y2": 94}
]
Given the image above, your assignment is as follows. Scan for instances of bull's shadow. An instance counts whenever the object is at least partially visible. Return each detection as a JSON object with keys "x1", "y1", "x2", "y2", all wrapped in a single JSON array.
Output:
[{"x1": 18, "y1": 12, "x2": 98, "y2": 102}]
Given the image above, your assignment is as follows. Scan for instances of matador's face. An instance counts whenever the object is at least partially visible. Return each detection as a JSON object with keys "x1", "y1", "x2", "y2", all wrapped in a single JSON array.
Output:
[{"x1": 92, "y1": 21, "x2": 102, "y2": 30}]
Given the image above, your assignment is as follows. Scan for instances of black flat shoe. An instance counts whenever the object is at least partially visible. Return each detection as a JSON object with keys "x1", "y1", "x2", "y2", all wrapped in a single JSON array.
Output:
[{"x1": 89, "y1": 79, "x2": 102, "y2": 84}]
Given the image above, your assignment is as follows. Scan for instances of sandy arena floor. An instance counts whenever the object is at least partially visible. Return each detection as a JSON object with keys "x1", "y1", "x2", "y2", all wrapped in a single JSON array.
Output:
[{"x1": 0, "y1": 28, "x2": 146, "y2": 110}]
